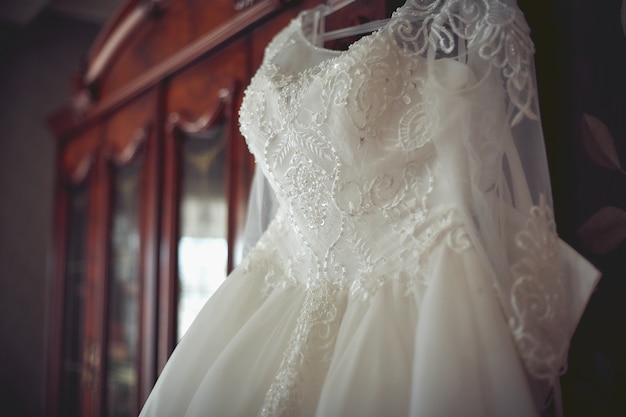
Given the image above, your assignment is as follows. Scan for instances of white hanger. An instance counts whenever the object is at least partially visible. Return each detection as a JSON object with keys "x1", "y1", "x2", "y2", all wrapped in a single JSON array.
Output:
[
  {"x1": 313, "y1": 0, "x2": 391, "y2": 43},
  {"x1": 322, "y1": 18, "x2": 390, "y2": 41},
  {"x1": 313, "y1": 0, "x2": 429, "y2": 44},
  {"x1": 323, "y1": 0, "x2": 357, "y2": 16},
  {"x1": 310, "y1": 0, "x2": 355, "y2": 46}
]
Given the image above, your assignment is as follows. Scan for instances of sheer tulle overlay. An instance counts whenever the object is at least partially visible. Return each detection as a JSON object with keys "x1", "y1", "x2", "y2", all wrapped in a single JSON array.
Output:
[{"x1": 140, "y1": 1, "x2": 599, "y2": 416}]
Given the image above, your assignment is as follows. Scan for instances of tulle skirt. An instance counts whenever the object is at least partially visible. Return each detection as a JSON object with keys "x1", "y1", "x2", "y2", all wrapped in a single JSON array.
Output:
[{"x1": 139, "y1": 225, "x2": 540, "y2": 417}]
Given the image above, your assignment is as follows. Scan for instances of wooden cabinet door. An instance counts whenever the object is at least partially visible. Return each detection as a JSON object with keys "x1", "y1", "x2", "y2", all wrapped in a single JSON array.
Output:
[
  {"x1": 49, "y1": 126, "x2": 101, "y2": 417},
  {"x1": 66, "y1": 90, "x2": 160, "y2": 417},
  {"x1": 158, "y1": 38, "x2": 254, "y2": 370}
]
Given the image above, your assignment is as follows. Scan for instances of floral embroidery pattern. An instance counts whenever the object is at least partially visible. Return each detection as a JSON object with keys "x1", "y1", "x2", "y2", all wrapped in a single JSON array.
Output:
[
  {"x1": 509, "y1": 196, "x2": 567, "y2": 383},
  {"x1": 391, "y1": 0, "x2": 537, "y2": 125}
]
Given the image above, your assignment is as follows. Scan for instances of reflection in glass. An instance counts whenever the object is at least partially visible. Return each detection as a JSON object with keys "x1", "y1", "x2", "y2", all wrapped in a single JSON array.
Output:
[
  {"x1": 105, "y1": 154, "x2": 142, "y2": 417},
  {"x1": 59, "y1": 182, "x2": 89, "y2": 417},
  {"x1": 177, "y1": 123, "x2": 228, "y2": 340}
]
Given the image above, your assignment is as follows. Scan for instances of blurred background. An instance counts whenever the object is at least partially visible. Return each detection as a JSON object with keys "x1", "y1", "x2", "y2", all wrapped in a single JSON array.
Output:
[
  {"x1": 0, "y1": 1, "x2": 625, "y2": 416},
  {"x1": 0, "y1": 1, "x2": 122, "y2": 416}
]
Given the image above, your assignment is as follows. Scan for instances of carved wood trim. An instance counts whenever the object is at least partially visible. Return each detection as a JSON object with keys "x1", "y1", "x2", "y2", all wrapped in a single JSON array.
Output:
[
  {"x1": 84, "y1": 6, "x2": 149, "y2": 86},
  {"x1": 83, "y1": 0, "x2": 174, "y2": 88},
  {"x1": 54, "y1": 0, "x2": 277, "y2": 139},
  {"x1": 85, "y1": 0, "x2": 141, "y2": 69},
  {"x1": 167, "y1": 87, "x2": 233, "y2": 137},
  {"x1": 235, "y1": 0, "x2": 259, "y2": 10},
  {"x1": 104, "y1": 125, "x2": 151, "y2": 166},
  {"x1": 62, "y1": 153, "x2": 96, "y2": 186}
]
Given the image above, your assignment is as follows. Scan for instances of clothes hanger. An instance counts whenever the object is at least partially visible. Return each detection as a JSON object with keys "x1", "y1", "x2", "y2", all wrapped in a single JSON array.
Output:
[
  {"x1": 309, "y1": 0, "x2": 358, "y2": 46},
  {"x1": 321, "y1": 18, "x2": 390, "y2": 42},
  {"x1": 313, "y1": 0, "x2": 392, "y2": 43},
  {"x1": 320, "y1": 1, "x2": 434, "y2": 43}
]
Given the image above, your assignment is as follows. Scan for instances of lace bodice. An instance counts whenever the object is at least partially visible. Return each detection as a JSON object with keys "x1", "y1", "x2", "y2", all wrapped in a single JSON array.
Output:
[
  {"x1": 241, "y1": 12, "x2": 472, "y2": 292},
  {"x1": 238, "y1": 1, "x2": 579, "y2": 415},
  {"x1": 239, "y1": 0, "x2": 533, "y2": 294}
]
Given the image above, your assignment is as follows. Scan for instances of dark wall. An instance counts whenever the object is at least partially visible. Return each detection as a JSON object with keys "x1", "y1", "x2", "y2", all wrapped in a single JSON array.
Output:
[
  {"x1": 520, "y1": 1, "x2": 626, "y2": 416},
  {"x1": 0, "y1": 11, "x2": 100, "y2": 417}
]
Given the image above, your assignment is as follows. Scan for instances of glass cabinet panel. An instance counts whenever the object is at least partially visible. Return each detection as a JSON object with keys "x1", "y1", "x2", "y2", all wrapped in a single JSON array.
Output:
[
  {"x1": 105, "y1": 155, "x2": 143, "y2": 417},
  {"x1": 59, "y1": 182, "x2": 89, "y2": 417},
  {"x1": 177, "y1": 123, "x2": 228, "y2": 340}
]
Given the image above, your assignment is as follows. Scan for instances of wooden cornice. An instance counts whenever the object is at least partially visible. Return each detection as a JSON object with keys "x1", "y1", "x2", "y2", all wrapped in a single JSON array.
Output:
[
  {"x1": 49, "y1": 0, "x2": 288, "y2": 140},
  {"x1": 168, "y1": 87, "x2": 234, "y2": 137},
  {"x1": 104, "y1": 125, "x2": 151, "y2": 166}
]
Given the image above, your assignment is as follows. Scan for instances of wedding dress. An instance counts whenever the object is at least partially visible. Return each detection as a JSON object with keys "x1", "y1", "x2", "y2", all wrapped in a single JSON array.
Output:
[{"x1": 139, "y1": 1, "x2": 600, "y2": 416}]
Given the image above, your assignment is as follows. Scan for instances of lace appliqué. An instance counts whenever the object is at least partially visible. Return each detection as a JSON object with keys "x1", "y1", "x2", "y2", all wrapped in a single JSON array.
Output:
[
  {"x1": 509, "y1": 195, "x2": 567, "y2": 384},
  {"x1": 258, "y1": 279, "x2": 344, "y2": 417},
  {"x1": 241, "y1": 212, "x2": 297, "y2": 293},
  {"x1": 284, "y1": 153, "x2": 331, "y2": 229},
  {"x1": 350, "y1": 208, "x2": 472, "y2": 300},
  {"x1": 390, "y1": 0, "x2": 537, "y2": 125}
]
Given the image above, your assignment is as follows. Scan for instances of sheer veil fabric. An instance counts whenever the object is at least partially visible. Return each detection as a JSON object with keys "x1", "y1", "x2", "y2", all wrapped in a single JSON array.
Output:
[{"x1": 139, "y1": 1, "x2": 600, "y2": 416}]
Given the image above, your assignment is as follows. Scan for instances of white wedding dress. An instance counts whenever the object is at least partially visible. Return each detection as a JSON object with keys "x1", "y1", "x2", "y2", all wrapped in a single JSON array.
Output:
[{"x1": 140, "y1": 1, "x2": 600, "y2": 416}]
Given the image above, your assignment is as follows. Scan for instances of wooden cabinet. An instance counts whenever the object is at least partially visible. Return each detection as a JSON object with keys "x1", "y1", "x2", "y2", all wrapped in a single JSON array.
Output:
[{"x1": 46, "y1": 1, "x2": 386, "y2": 416}]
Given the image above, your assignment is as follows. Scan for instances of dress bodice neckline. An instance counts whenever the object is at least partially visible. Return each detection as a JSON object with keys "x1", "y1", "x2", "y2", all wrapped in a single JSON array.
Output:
[{"x1": 267, "y1": 9, "x2": 392, "y2": 79}]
